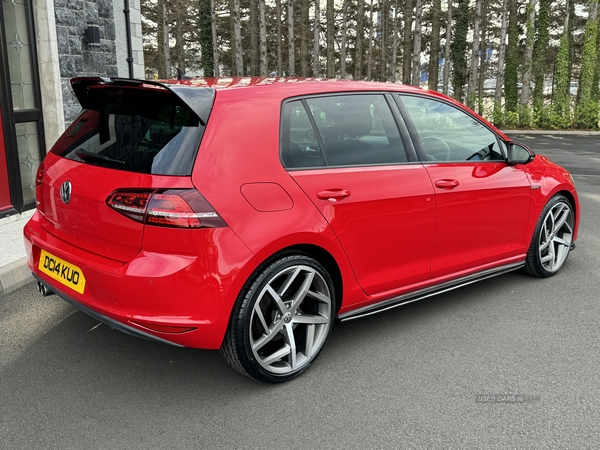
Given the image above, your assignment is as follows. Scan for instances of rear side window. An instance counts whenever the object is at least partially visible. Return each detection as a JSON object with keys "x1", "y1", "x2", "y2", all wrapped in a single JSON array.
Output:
[
  {"x1": 52, "y1": 87, "x2": 206, "y2": 176},
  {"x1": 281, "y1": 100, "x2": 326, "y2": 168},
  {"x1": 281, "y1": 94, "x2": 408, "y2": 169}
]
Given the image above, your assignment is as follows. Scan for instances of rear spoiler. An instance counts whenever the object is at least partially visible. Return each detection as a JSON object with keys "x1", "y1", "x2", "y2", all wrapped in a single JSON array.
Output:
[{"x1": 71, "y1": 77, "x2": 215, "y2": 126}]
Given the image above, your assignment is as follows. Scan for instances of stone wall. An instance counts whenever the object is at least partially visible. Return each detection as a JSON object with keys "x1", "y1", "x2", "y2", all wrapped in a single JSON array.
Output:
[
  {"x1": 54, "y1": 0, "x2": 118, "y2": 124},
  {"x1": 32, "y1": 0, "x2": 65, "y2": 151}
]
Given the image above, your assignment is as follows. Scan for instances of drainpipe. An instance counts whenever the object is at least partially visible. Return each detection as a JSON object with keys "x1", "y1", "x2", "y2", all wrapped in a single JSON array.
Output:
[{"x1": 124, "y1": 0, "x2": 134, "y2": 78}]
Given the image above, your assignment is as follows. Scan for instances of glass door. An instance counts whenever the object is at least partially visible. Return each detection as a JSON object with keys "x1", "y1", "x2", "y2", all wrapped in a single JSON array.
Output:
[{"x1": 0, "y1": 0, "x2": 46, "y2": 216}]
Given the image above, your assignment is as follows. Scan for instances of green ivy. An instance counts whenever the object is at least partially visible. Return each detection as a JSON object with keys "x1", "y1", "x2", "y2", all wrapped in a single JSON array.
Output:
[
  {"x1": 492, "y1": 101, "x2": 504, "y2": 128},
  {"x1": 518, "y1": 105, "x2": 532, "y2": 128},
  {"x1": 532, "y1": 0, "x2": 551, "y2": 127},
  {"x1": 504, "y1": 110, "x2": 519, "y2": 129},
  {"x1": 533, "y1": 103, "x2": 552, "y2": 129},
  {"x1": 551, "y1": 33, "x2": 572, "y2": 129},
  {"x1": 198, "y1": 0, "x2": 214, "y2": 77},
  {"x1": 575, "y1": 3, "x2": 599, "y2": 129},
  {"x1": 575, "y1": 101, "x2": 600, "y2": 129}
]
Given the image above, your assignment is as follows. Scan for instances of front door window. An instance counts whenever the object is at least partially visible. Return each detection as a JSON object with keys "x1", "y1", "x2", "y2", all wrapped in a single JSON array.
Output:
[{"x1": 400, "y1": 94, "x2": 505, "y2": 162}]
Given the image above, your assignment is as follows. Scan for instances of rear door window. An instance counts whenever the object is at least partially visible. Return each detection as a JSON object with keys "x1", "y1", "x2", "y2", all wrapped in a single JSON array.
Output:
[
  {"x1": 281, "y1": 94, "x2": 408, "y2": 169},
  {"x1": 53, "y1": 87, "x2": 207, "y2": 176}
]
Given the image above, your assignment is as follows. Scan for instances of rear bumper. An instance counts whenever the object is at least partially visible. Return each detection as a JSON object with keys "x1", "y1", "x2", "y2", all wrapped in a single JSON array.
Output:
[
  {"x1": 24, "y1": 211, "x2": 256, "y2": 349},
  {"x1": 33, "y1": 274, "x2": 183, "y2": 346}
]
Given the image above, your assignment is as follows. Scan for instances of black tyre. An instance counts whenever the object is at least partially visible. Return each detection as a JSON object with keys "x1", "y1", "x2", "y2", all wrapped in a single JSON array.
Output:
[
  {"x1": 523, "y1": 194, "x2": 574, "y2": 278},
  {"x1": 220, "y1": 253, "x2": 335, "y2": 383}
]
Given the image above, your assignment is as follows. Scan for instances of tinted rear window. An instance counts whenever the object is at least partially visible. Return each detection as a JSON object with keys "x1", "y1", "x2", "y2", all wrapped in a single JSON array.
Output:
[{"x1": 52, "y1": 87, "x2": 207, "y2": 176}]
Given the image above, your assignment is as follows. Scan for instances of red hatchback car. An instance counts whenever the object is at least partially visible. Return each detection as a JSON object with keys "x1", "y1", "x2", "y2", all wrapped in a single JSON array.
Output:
[{"x1": 25, "y1": 77, "x2": 579, "y2": 382}]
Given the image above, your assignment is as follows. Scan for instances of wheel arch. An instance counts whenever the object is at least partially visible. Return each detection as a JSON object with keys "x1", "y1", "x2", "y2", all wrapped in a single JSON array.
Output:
[
  {"x1": 252, "y1": 243, "x2": 344, "y2": 315},
  {"x1": 286, "y1": 244, "x2": 343, "y2": 314},
  {"x1": 549, "y1": 188, "x2": 579, "y2": 242},
  {"x1": 557, "y1": 188, "x2": 577, "y2": 219}
]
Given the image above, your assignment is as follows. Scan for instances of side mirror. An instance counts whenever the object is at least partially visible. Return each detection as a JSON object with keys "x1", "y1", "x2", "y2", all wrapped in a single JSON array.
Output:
[{"x1": 507, "y1": 142, "x2": 534, "y2": 166}]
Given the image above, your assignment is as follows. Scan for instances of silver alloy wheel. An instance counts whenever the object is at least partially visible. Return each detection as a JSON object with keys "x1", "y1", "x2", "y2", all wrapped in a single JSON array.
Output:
[
  {"x1": 538, "y1": 201, "x2": 574, "y2": 273},
  {"x1": 249, "y1": 264, "x2": 332, "y2": 375}
]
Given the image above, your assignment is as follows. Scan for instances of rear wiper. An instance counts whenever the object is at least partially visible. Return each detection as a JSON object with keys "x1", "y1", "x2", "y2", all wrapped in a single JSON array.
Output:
[{"x1": 75, "y1": 149, "x2": 126, "y2": 166}]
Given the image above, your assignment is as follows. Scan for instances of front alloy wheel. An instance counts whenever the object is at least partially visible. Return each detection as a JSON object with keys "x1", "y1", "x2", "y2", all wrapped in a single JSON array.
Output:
[
  {"x1": 524, "y1": 195, "x2": 574, "y2": 278},
  {"x1": 221, "y1": 254, "x2": 335, "y2": 383}
]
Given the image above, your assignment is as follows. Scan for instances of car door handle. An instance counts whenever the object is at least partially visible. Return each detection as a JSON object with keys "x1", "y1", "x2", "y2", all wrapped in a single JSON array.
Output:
[
  {"x1": 316, "y1": 189, "x2": 351, "y2": 202},
  {"x1": 435, "y1": 179, "x2": 460, "y2": 190}
]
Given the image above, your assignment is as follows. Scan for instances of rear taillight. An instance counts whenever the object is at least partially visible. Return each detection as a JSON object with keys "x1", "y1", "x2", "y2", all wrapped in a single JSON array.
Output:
[
  {"x1": 35, "y1": 161, "x2": 44, "y2": 187},
  {"x1": 106, "y1": 191, "x2": 151, "y2": 223},
  {"x1": 106, "y1": 189, "x2": 226, "y2": 228}
]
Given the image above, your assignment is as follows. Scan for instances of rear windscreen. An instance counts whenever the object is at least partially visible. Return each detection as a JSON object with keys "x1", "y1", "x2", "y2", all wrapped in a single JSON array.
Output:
[{"x1": 52, "y1": 87, "x2": 207, "y2": 176}]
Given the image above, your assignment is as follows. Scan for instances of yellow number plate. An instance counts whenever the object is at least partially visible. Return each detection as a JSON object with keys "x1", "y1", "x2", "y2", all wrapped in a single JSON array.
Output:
[{"x1": 38, "y1": 249, "x2": 86, "y2": 294}]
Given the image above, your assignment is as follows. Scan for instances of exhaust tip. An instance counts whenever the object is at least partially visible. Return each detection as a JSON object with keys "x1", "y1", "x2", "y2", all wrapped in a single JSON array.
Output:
[{"x1": 37, "y1": 281, "x2": 55, "y2": 297}]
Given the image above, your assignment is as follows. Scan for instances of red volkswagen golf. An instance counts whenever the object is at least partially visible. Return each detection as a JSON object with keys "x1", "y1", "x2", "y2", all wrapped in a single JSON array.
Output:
[{"x1": 25, "y1": 77, "x2": 579, "y2": 382}]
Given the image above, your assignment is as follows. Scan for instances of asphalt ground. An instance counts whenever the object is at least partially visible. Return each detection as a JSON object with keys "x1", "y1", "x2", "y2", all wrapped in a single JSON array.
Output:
[
  {"x1": 1, "y1": 134, "x2": 599, "y2": 449},
  {"x1": 507, "y1": 132, "x2": 600, "y2": 177}
]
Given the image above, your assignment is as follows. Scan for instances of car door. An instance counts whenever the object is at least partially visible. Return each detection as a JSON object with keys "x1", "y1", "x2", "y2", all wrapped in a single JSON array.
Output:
[
  {"x1": 396, "y1": 94, "x2": 531, "y2": 279},
  {"x1": 281, "y1": 93, "x2": 436, "y2": 295}
]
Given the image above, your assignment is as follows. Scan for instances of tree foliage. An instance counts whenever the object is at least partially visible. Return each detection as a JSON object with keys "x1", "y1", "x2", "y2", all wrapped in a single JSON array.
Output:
[
  {"x1": 552, "y1": 33, "x2": 572, "y2": 128},
  {"x1": 519, "y1": 0, "x2": 536, "y2": 128},
  {"x1": 139, "y1": 0, "x2": 600, "y2": 129},
  {"x1": 198, "y1": 0, "x2": 214, "y2": 76},
  {"x1": 575, "y1": 1, "x2": 599, "y2": 128},
  {"x1": 451, "y1": 0, "x2": 469, "y2": 102},
  {"x1": 504, "y1": 0, "x2": 519, "y2": 115},
  {"x1": 532, "y1": 0, "x2": 551, "y2": 127}
]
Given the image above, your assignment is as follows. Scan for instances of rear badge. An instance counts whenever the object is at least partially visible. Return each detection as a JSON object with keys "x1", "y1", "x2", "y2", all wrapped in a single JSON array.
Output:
[{"x1": 60, "y1": 181, "x2": 72, "y2": 204}]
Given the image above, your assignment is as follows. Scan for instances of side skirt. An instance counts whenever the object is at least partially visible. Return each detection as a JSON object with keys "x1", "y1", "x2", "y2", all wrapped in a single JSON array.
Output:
[{"x1": 338, "y1": 261, "x2": 525, "y2": 322}]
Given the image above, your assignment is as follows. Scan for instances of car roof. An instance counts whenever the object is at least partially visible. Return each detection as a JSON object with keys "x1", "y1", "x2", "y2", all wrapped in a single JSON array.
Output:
[
  {"x1": 73, "y1": 76, "x2": 454, "y2": 103},
  {"x1": 161, "y1": 76, "x2": 427, "y2": 94},
  {"x1": 160, "y1": 77, "x2": 471, "y2": 107}
]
